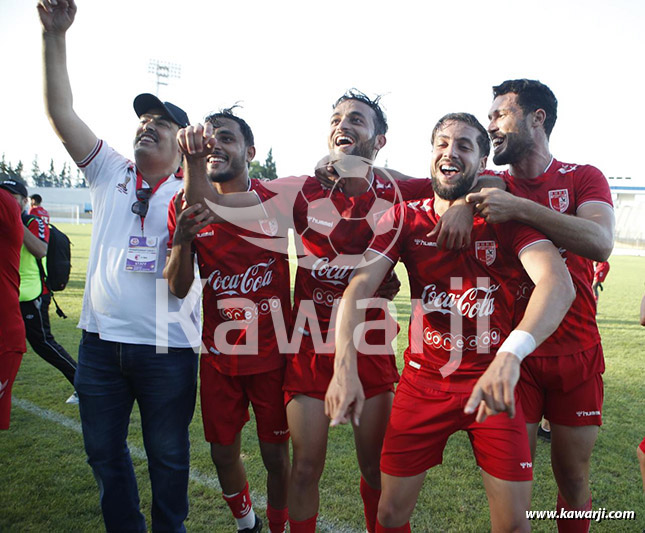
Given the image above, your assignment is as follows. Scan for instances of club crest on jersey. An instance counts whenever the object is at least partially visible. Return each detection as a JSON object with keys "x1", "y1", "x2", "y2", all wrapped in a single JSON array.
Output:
[
  {"x1": 548, "y1": 189, "x2": 570, "y2": 213},
  {"x1": 259, "y1": 218, "x2": 278, "y2": 236},
  {"x1": 475, "y1": 241, "x2": 497, "y2": 266}
]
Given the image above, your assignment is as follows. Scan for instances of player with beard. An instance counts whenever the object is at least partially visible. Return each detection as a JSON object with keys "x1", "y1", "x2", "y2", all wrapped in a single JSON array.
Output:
[
  {"x1": 466, "y1": 80, "x2": 614, "y2": 533},
  {"x1": 179, "y1": 90, "x2": 436, "y2": 533},
  {"x1": 325, "y1": 113, "x2": 575, "y2": 532},
  {"x1": 164, "y1": 109, "x2": 291, "y2": 533}
]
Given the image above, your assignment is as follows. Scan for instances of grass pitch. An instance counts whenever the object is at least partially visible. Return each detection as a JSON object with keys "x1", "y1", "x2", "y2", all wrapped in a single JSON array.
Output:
[{"x1": 1, "y1": 223, "x2": 643, "y2": 532}]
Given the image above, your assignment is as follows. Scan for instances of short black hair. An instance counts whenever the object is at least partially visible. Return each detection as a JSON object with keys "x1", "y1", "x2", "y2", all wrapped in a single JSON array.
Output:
[
  {"x1": 431, "y1": 112, "x2": 490, "y2": 157},
  {"x1": 30, "y1": 194, "x2": 42, "y2": 204},
  {"x1": 333, "y1": 89, "x2": 388, "y2": 136},
  {"x1": 492, "y1": 79, "x2": 558, "y2": 138},
  {"x1": 205, "y1": 106, "x2": 255, "y2": 147}
]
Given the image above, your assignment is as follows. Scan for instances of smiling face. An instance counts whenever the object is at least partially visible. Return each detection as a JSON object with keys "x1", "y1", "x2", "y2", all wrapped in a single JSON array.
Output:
[
  {"x1": 430, "y1": 120, "x2": 487, "y2": 200},
  {"x1": 133, "y1": 108, "x2": 181, "y2": 170},
  {"x1": 328, "y1": 99, "x2": 385, "y2": 161},
  {"x1": 205, "y1": 118, "x2": 254, "y2": 184},
  {"x1": 487, "y1": 93, "x2": 534, "y2": 166}
]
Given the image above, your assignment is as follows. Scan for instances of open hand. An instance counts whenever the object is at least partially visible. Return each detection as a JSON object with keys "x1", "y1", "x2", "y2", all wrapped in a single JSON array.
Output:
[{"x1": 172, "y1": 190, "x2": 215, "y2": 245}]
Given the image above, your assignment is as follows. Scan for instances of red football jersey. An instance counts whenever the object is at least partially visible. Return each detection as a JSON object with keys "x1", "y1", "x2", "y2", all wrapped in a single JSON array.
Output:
[
  {"x1": 486, "y1": 159, "x2": 613, "y2": 356},
  {"x1": 0, "y1": 189, "x2": 26, "y2": 354},
  {"x1": 28, "y1": 205, "x2": 50, "y2": 224},
  {"x1": 370, "y1": 198, "x2": 549, "y2": 392},
  {"x1": 263, "y1": 174, "x2": 433, "y2": 354},
  {"x1": 168, "y1": 179, "x2": 291, "y2": 376}
]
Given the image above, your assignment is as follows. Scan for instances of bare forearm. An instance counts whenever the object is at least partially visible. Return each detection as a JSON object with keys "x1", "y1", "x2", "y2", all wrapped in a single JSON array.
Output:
[
  {"x1": 515, "y1": 275, "x2": 574, "y2": 345},
  {"x1": 334, "y1": 292, "x2": 364, "y2": 373},
  {"x1": 474, "y1": 174, "x2": 506, "y2": 192},
  {"x1": 23, "y1": 229, "x2": 47, "y2": 259},
  {"x1": 163, "y1": 245, "x2": 196, "y2": 298},
  {"x1": 514, "y1": 199, "x2": 613, "y2": 261},
  {"x1": 183, "y1": 158, "x2": 218, "y2": 206},
  {"x1": 43, "y1": 32, "x2": 72, "y2": 122},
  {"x1": 42, "y1": 31, "x2": 96, "y2": 161}
]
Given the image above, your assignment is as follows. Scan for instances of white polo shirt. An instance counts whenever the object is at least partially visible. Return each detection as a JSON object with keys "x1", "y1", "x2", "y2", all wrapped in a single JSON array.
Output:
[{"x1": 77, "y1": 140, "x2": 201, "y2": 348}]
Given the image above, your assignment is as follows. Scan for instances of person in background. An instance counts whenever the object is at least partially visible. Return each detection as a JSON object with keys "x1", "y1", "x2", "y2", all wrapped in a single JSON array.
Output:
[
  {"x1": 592, "y1": 261, "x2": 610, "y2": 303},
  {"x1": 29, "y1": 194, "x2": 51, "y2": 224},
  {"x1": 0, "y1": 179, "x2": 78, "y2": 404},
  {"x1": 0, "y1": 184, "x2": 27, "y2": 430}
]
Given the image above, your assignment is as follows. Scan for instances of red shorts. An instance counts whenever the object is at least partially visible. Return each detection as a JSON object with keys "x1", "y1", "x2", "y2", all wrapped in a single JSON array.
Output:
[
  {"x1": 200, "y1": 358, "x2": 289, "y2": 445},
  {"x1": 380, "y1": 367, "x2": 532, "y2": 482},
  {"x1": 283, "y1": 337, "x2": 398, "y2": 403},
  {"x1": 518, "y1": 344, "x2": 604, "y2": 426},
  {"x1": 0, "y1": 351, "x2": 23, "y2": 430},
  {"x1": 639, "y1": 437, "x2": 645, "y2": 454}
]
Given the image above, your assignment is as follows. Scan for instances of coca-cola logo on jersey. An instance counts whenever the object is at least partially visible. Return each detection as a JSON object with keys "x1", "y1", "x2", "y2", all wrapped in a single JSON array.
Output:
[
  {"x1": 207, "y1": 258, "x2": 276, "y2": 296},
  {"x1": 311, "y1": 256, "x2": 353, "y2": 286},
  {"x1": 420, "y1": 283, "x2": 499, "y2": 318}
]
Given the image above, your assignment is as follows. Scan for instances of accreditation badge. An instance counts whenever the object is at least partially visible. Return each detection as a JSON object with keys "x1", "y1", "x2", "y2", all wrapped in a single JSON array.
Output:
[{"x1": 125, "y1": 235, "x2": 158, "y2": 272}]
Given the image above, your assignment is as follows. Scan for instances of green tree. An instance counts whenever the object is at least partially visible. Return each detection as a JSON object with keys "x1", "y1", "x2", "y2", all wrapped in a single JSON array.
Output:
[
  {"x1": 60, "y1": 162, "x2": 72, "y2": 188},
  {"x1": 263, "y1": 148, "x2": 277, "y2": 181},
  {"x1": 248, "y1": 148, "x2": 278, "y2": 181},
  {"x1": 14, "y1": 160, "x2": 24, "y2": 182},
  {"x1": 31, "y1": 156, "x2": 40, "y2": 186},
  {"x1": 46, "y1": 158, "x2": 58, "y2": 187},
  {"x1": 74, "y1": 167, "x2": 88, "y2": 188},
  {"x1": 248, "y1": 160, "x2": 264, "y2": 181}
]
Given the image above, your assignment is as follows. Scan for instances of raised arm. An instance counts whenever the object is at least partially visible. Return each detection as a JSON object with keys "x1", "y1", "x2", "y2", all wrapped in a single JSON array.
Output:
[
  {"x1": 325, "y1": 251, "x2": 392, "y2": 426},
  {"x1": 465, "y1": 240, "x2": 575, "y2": 421},
  {"x1": 39, "y1": 0, "x2": 98, "y2": 162},
  {"x1": 467, "y1": 188, "x2": 615, "y2": 261},
  {"x1": 178, "y1": 123, "x2": 268, "y2": 223}
]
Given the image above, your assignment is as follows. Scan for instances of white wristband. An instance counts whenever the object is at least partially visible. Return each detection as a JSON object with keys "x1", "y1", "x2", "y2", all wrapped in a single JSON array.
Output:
[{"x1": 498, "y1": 330, "x2": 536, "y2": 362}]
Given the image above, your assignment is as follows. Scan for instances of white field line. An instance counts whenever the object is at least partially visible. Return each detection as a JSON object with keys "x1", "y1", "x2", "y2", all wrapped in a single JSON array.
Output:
[{"x1": 12, "y1": 397, "x2": 361, "y2": 533}]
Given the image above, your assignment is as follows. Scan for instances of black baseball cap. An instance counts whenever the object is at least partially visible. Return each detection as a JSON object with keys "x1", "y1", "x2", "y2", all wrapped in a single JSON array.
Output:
[
  {"x1": 0, "y1": 179, "x2": 28, "y2": 198},
  {"x1": 133, "y1": 93, "x2": 190, "y2": 128}
]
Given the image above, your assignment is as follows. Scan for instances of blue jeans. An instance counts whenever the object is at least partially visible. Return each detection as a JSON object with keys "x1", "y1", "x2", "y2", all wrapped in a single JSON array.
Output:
[{"x1": 76, "y1": 331, "x2": 198, "y2": 532}]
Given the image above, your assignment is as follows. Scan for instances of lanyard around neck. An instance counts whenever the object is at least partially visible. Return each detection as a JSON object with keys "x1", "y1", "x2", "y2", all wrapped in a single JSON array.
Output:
[{"x1": 135, "y1": 170, "x2": 171, "y2": 233}]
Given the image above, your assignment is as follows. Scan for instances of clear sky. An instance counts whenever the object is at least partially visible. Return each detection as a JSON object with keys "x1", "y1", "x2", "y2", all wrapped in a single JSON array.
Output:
[{"x1": 1, "y1": 0, "x2": 643, "y2": 184}]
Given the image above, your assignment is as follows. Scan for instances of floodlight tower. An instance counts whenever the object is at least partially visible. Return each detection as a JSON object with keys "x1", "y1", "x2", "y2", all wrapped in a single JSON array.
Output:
[{"x1": 148, "y1": 59, "x2": 182, "y2": 96}]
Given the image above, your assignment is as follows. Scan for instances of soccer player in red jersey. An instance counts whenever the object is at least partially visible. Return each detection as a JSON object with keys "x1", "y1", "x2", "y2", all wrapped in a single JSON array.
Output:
[
  {"x1": 592, "y1": 261, "x2": 610, "y2": 302},
  {"x1": 165, "y1": 109, "x2": 291, "y2": 533},
  {"x1": 0, "y1": 186, "x2": 26, "y2": 430},
  {"x1": 29, "y1": 194, "x2": 51, "y2": 224},
  {"x1": 326, "y1": 113, "x2": 575, "y2": 532},
  {"x1": 179, "y1": 91, "x2": 441, "y2": 533},
  {"x1": 467, "y1": 79, "x2": 615, "y2": 532}
]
